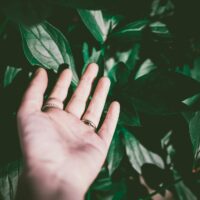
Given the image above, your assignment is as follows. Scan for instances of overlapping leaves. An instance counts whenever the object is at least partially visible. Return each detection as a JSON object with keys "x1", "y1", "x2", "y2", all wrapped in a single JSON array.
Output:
[
  {"x1": 78, "y1": 9, "x2": 123, "y2": 43},
  {"x1": 20, "y1": 21, "x2": 79, "y2": 85},
  {"x1": 123, "y1": 128, "x2": 164, "y2": 174},
  {"x1": 122, "y1": 69, "x2": 200, "y2": 115},
  {"x1": 1, "y1": 1, "x2": 200, "y2": 199}
]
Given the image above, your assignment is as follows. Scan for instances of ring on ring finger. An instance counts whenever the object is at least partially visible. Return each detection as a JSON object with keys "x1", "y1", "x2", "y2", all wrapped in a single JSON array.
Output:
[{"x1": 81, "y1": 118, "x2": 97, "y2": 131}]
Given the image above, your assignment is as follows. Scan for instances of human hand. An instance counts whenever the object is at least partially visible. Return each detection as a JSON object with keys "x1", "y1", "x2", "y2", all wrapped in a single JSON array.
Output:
[{"x1": 16, "y1": 63, "x2": 120, "y2": 200}]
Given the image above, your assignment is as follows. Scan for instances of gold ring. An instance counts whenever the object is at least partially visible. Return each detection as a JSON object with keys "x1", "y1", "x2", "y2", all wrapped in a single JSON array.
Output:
[{"x1": 81, "y1": 119, "x2": 97, "y2": 131}]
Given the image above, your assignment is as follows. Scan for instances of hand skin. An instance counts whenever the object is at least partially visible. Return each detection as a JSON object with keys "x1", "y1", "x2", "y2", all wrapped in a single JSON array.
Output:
[{"x1": 16, "y1": 63, "x2": 120, "y2": 200}]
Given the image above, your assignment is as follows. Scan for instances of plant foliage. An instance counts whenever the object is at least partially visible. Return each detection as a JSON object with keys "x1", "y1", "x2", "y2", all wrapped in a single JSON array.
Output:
[{"x1": 1, "y1": 0, "x2": 200, "y2": 199}]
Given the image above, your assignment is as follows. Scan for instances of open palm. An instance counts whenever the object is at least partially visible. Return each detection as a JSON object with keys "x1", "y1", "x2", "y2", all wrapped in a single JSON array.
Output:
[{"x1": 17, "y1": 64, "x2": 120, "y2": 199}]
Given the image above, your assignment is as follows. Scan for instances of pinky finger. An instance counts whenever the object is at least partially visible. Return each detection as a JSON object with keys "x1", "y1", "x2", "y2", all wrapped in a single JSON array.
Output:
[{"x1": 98, "y1": 102, "x2": 120, "y2": 150}]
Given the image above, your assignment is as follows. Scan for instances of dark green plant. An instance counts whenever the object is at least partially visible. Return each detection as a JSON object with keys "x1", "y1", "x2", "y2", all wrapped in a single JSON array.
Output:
[{"x1": 1, "y1": 0, "x2": 200, "y2": 199}]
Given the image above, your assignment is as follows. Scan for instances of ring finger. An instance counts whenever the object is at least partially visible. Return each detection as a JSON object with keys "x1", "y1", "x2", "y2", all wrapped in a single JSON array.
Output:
[{"x1": 81, "y1": 76, "x2": 110, "y2": 129}]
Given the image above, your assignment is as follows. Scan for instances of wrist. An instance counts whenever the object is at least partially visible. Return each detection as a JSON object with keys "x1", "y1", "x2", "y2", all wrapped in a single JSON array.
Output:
[{"x1": 16, "y1": 168, "x2": 85, "y2": 200}]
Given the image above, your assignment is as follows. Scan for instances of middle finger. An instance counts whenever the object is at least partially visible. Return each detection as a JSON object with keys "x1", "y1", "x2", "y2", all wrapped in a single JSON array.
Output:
[{"x1": 65, "y1": 63, "x2": 98, "y2": 118}]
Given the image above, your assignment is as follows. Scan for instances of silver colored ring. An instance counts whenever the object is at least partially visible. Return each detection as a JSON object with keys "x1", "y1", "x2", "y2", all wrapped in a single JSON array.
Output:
[
  {"x1": 81, "y1": 119, "x2": 97, "y2": 131},
  {"x1": 42, "y1": 97, "x2": 64, "y2": 111},
  {"x1": 42, "y1": 103, "x2": 63, "y2": 111}
]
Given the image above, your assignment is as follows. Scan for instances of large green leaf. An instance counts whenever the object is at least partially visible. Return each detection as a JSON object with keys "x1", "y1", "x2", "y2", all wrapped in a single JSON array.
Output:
[
  {"x1": 107, "y1": 129, "x2": 124, "y2": 176},
  {"x1": 132, "y1": 69, "x2": 200, "y2": 102},
  {"x1": 123, "y1": 128, "x2": 164, "y2": 174},
  {"x1": 113, "y1": 90, "x2": 142, "y2": 127},
  {"x1": 78, "y1": 10, "x2": 121, "y2": 43},
  {"x1": 107, "y1": 62, "x2": 141, "y2": 126},
  {"x1": 124, "y1": 69, "x2": 200, "y2": 114},
  {"x1": 3, "y1": 66, "x2": 22, "y2": 88},
  {"x1": 78, "y1": 9, "x2": 109, "y2": 43},
  {"x1": 20, "y1": 21, "x2": 79, "y2": 85}
]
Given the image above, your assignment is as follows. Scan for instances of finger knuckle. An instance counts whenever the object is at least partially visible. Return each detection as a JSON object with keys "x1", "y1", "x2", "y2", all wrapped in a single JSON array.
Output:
[{"x1": 84, "y1": 110, "x2": 98, "y2": 122}]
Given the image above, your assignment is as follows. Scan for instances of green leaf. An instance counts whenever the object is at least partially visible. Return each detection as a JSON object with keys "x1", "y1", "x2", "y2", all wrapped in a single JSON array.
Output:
[
  {"x1": 3, "y1": 66, "x2": 22, "y2": 87},
  {"x1": 172, "y1": 170, "x2": 197, "y2": 200},
  {"x1": 189, "y1": 111, "x2": 200, "y2": 159},
  {"x1": 125, "y1": 69, "x2": 200, "y2": 114},
  {"x1": 91, "y1": 174, "x2": 127, "y2": 200},
  {"x1": 161, "y1": 131, "x2": 176, "y2": 166},
  {"x1": 115, "y1": 62, "x2": 130, "y2": 86},
  {"x1": 133, "y1": 69, "x2": 200, "y2": 102},
  {"x1": 182, "y1": 94, "x2": 200, "y2": 108},
  {"x1": 123, "y1": 128, "x2": 164, "y2": 174},
  {"x1": 119, "y1": 106, "x2": 141, "y2": 127},
  {"x1": 103, "y1": 12, "x2": 124, "y2": 32},
  {"x1": 77, "y1": 9, "x2": 106, "y2": 43},
  {"x1": 176, "y1": 64, "x2": 191, "y2": 77},
  {"x1": 110, "y1": 20, "x2": 171, "y2": 42},
  {"x1": 150, "y1": 21, "x2": 171, "y2": 38},
  {"x1": 108, "y1": 62, "x2": 141, "y2": 126},
  {"x1": 20, "y1": 21, "x2": 79, "y2": 85},
  {"x1": 78, "y1": 10, "x2": 120, "y2": 43},
  {"x1": 92, "y1": 177, "x2": 113, "y2": 191},
  {"x1": 81, "y1": 48, "x2": 103, "y2": 75},
  {"x1": 125, "y1": 44, "x2": 141, "y2": 71},
  {"x1": 0, "y1": 160, "x2": 22, "y2": 200},
  {"x1": 105, "y1": 44, "x2": 140, "y2": 83},
  {"x1": 127, "y1": 96, "x2": 187, "y2": 115},
  {"x1": 82, "y1": 42, "x2": 90, "y2": 64},
  {"x1": 107, "y1": 62, "x2": 130, "y2": 86},
  {"x1": 134, "y1": 59, "x2": 156, "y2": 80},
  {"x1": 110, "y1": 19, "x2": 149, "y2": 42},
  {"x1": 90, "y1": 181, "x2": 127, "y2": 200},
  {"x1": 174, "y1": 180, "x2": 197, "y2": 200},
  {"x1": 106, "y1": 63, "x2": 117, "y2": 84},
  {"x1": 107, "y1": 129, "x2": 124, "y2": 176}
]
